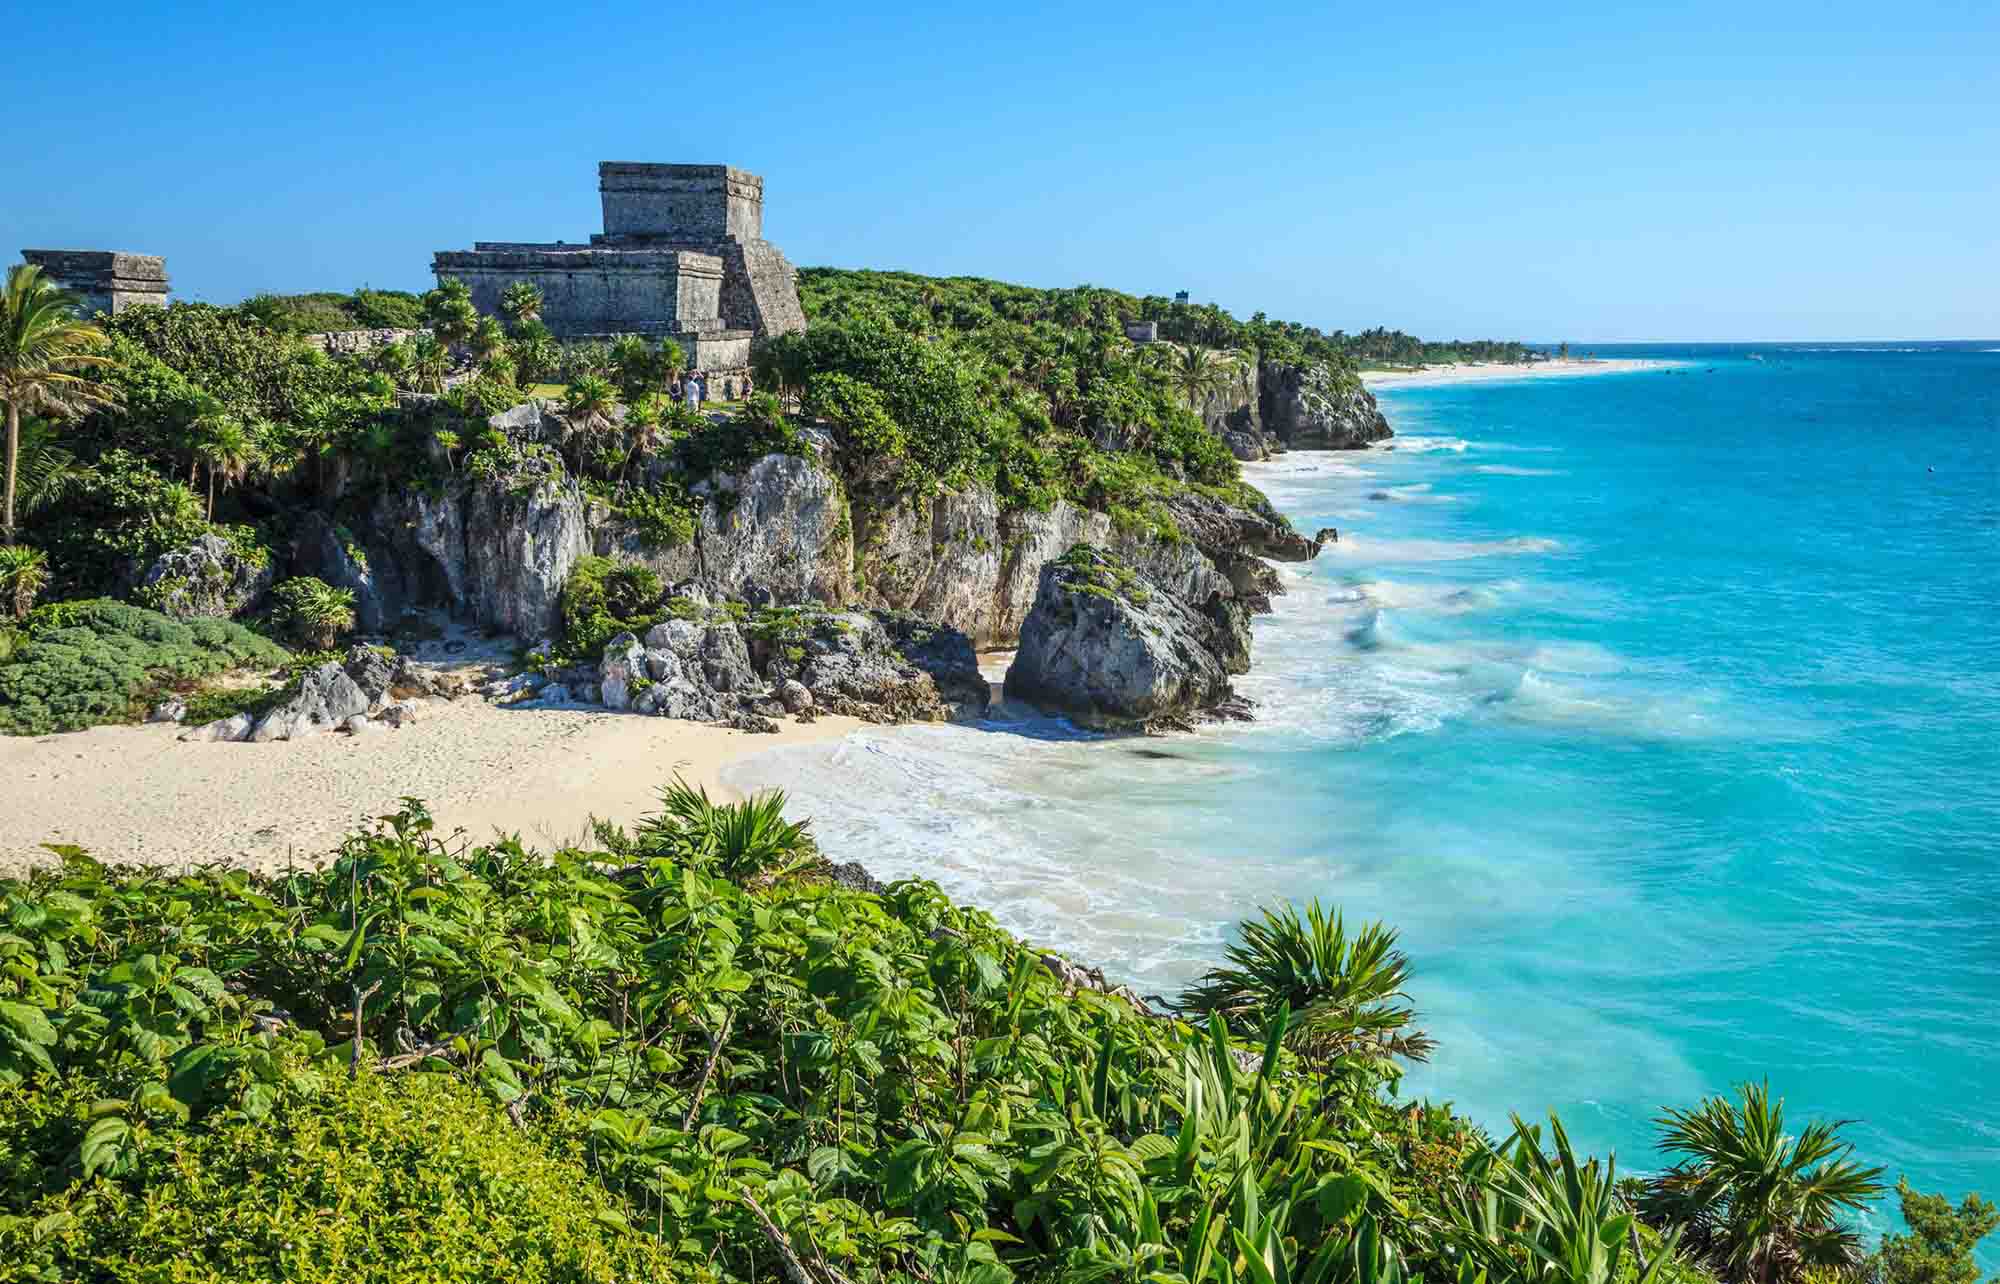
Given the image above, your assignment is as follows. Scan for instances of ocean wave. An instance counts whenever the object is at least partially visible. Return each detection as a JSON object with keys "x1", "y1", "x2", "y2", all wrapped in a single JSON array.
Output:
[
  {"x1": 1367, "y1": 483, "x2": 1458, "y2": 503},
  {"x1": 1474, "y1": 464, "x2": 1563, "y2": 476},
  {"x1": 1338, "y1": 579, "x2": 1512, "y2": 614},
  {"x1": 1322, "y1": 534, "x2": 1561, "y2": 562},
  {"x1": 1380, "y1": 436, "x2": 1472, "y2": 453}
]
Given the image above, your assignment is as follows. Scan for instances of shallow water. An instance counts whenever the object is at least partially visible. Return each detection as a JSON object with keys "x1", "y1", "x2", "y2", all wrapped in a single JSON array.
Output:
[{"x1": 730, "y1": 343, "x2": 2000, "y2": 1242}]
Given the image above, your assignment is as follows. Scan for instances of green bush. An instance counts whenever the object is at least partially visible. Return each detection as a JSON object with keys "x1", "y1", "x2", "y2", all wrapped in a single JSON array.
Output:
[
  {"x1": 0, "y1": 599, "x2": 288, "y2": 735},
  {"x1": 0, "y1": 1067, "x2": 672, "y2": 1283},
  {"x1": 554, "y1": 556, "x2": 664, "y2": 667},
  {"x1": 269, "y1": 577, "x2": 356, "y2": 649},
  {"x1": 30, "y1": 450, "x2": 208, "y2": 598}
]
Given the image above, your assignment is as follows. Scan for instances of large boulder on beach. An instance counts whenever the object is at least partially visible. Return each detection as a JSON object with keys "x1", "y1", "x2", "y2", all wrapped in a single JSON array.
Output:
[
  {"x1": 1004, "y1": 544, "x2": 1249, "y2": 730},
  {"x1": 251, "y1": 661, "x2": 370, "y2": 741}
]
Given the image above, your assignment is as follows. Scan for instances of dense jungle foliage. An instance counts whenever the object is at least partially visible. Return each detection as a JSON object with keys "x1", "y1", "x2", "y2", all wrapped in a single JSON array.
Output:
[{"x1": 0, "y1": 788, "x2": 1987, "y2": 1284}]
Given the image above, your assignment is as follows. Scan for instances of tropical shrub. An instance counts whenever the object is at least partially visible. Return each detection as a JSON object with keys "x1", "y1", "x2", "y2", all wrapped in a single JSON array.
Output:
[
  {"x1": 268, "y1": 576, "x2": 356, "y2": 649},
  {"x1": 28, "y1": 448, "x2": 208, "y2": 598},
  {"x1": 1639, "y1": 1081, "x2": 1885, "y2": 1284},
  {"x1": 1180, "y1": 900, "x2": 1437, "y2": 1069},
  {"x1": 0, "y1": 545, "x2": 48, "y2": 620},
  {"x1": 555, "y1": 556, "x2": 663, "y2": 666},
  {"x1": 0, "y1": 598, "x2": 286, "y2": 734},
  {"x1": 0, "y1": 1066, "x2": 673, "y2": 1282},
  {"x1": 1868, "y1": 1181, "x2": 1998, "y2": 1284}
]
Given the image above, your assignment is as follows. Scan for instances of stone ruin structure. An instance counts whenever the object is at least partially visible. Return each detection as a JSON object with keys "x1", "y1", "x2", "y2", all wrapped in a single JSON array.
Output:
[
  {"x1": 20, "y1": 250, "x2": 170, "y2": 315},
  {"x1": 432, "y1": 163, "x2": 806, "y2": 376}
]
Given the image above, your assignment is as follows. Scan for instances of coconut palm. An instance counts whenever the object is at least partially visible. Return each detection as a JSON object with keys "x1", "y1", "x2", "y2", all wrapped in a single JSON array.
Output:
[
  {"x1": 198, "y1": 416, "x2": 261, "y2": 520},
  {"x1": 0, "y1": 543, "x2": 49, "y2": 620},
  {"x1": 500, "y1": 281, "x2": 543, "y2": 328},
  {"x1": 1162, "y1": 341, "x2": 1229, "y2": 412},
  {"x1": 1640, "y1": 1081, "x2": 1885, "y2": 1284},
  {"x1": 8, "y1": 419, "x2": 94, "y2": 515},
  {"x1": 0, "y1": 263, "x2": 122, "y2": 542},
  {"x1": 1178, "y1": 900, "x2": 1436, "y2": 1066},
  {"x1": 562, "y1": 373, "x2": 618, "y2": 474}
]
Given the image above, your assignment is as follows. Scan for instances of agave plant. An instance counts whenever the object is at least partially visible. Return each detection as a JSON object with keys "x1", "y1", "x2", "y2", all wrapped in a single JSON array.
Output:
[
  {"x1": 638, "y1": 778, "x2": 814, "y2": 879},
  {"x1": 1639, "y1": 1081, "x2": 1884, "y2": 1284},
  {"x1": 1179, "y1": 900, "x2": 1435, "y2": 1066},
  {"x1": 0, "y1": 543, "x2": 49, "y2": 620},
  {"x1": 270, "y1": 575, "x2": 357, "y2": 649}
]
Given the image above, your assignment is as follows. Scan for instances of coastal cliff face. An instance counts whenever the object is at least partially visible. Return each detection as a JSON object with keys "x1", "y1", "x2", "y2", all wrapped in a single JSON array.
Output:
[
  {"x1": 1166, "y1": 357, "x2": 1394, "y2": 459},
  {"x1": 1260, "y1": 362, "x2": 1393, "y2": 449},
  {"x1": 336, "y1": 402, "x2": 1324, "y2": 670}
]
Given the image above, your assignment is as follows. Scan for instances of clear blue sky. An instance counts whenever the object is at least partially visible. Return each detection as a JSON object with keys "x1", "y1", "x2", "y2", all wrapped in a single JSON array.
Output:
[{"x1": 7, "y1": 0, "x2": 1995, "y2": 342}]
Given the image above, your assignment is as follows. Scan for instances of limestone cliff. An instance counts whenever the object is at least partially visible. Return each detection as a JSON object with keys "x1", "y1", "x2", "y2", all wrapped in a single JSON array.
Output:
[
  {"x1": 339, "y1": 406, "x2": 1319, "y2": 654},
  {"x1": 1259, "y1": 362, "x2": 1393, "y2": 450}
]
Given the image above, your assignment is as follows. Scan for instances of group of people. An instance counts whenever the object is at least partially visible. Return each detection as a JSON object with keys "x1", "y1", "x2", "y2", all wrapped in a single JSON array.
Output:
[{"x1": 668, "y1": 370, "x2": 752, "y2": 412}]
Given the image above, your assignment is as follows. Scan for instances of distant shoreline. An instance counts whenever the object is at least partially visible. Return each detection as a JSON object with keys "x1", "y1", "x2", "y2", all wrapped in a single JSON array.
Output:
[{"x1": 1362, "y1": 357, "x2": 1678, "y2": 390}]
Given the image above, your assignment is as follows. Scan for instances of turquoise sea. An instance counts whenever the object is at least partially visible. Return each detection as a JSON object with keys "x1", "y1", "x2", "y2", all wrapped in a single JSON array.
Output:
[{"x1": 730, "y1": 343, "x2": 2000, "y2": 1246}]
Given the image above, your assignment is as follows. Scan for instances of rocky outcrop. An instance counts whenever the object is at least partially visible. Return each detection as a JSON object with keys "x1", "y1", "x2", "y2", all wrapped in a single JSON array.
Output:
[
  {"x1": 774, "y1": 610, "x2": 988, "y2": 724},
  {"x1": 293, "y1": 513, "x2": 390, "y2": 633},
  {"x1": 592, "y1": 452, "x2": 850, "y2": 608},
  {"x1": 362, "y1": 430, "x2": 587, "y2": 639},
  {"x1": 135, "y1": 534, "x2": 276, "y2": 620},
  {"x1": 1004, "y1": 545, "x2": 1250, "y2": 730},
  {"x1": 1260, "y1": 362, "x2": 1392, "y2": 449},
  {"x1": 590, "y1": 607, "x2": 988, "y2": 727},
  {"x1": 251, "y1": 661, "x2": 370, "y2": 741}
]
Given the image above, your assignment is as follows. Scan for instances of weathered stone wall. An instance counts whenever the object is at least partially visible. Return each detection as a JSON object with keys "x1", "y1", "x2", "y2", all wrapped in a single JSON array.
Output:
[
  {"x1": 435, "y1": 245, "x2": 724, "y2": 338},
  {"x1": 301, "y1": 327, "x2": 427, "y2": 355},
  {"x1": 598, "y1": 163, "x2": 764, "y2": 241},
  {"x1": 21, "y1": 249, "x2": 169, "y2": 315}
]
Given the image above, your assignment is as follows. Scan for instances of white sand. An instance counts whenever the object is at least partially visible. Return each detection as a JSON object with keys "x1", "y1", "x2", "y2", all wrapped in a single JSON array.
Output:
[
  {"x1": 1362, "y1": 357, "x2": 1676, "y2": 390},
  {"x1": 0, "y1": 699, "x2": 862, "y2": 875}
]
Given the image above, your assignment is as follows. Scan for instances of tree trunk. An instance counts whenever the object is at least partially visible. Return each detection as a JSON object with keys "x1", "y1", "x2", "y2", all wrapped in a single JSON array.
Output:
[
  {"x1": 206, "y1": 468, "x2": 215, "y2": 521},
  {"x1": 3, "y1": 400, "x2": 18, "y2": 545}
]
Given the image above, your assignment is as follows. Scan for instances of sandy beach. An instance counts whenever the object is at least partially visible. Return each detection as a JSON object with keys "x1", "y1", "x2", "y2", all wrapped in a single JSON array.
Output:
[
  {"x1": 0, "y1": 699, "x2": 862, "y2": 875},
  {"x1": 1362, "y1": 357, "x2": 1675, "y2": 389}
]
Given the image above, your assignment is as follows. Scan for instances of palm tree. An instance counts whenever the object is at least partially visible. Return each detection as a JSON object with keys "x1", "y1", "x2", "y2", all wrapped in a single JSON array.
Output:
[
  {"x1": 198, "y1": 416, "x2": 260, "y2": 520},
  {"x1": 500, "y1": 281, "x2": 543, "y2": 328},
  {"x1": 1640, "y1": 1081, "x2": 1885, "y2": 1284},
  {"x1": 1162, "y1": 342, "x2": 1228, "y2": 413},
  {"x1": 655, "y1": 338, "x2": 685, "y2": 400},
  {"x1": 470, "y1": 315, "x2": 508, "y2": 368},
  {"x1": 408, "y1": 333, "x2": 451, "y2": 394},
  {"x1": 8, "y1": 419, "x2": 94, "y2": 515},
  {"x1": 0, "y1": 543, "x2": 49, "y2": 620},
  {"x1": 562, "y1": 373, "x2": 618, "y2": 473},
  {"x1": 0, "y1": 264, "x2": 122, "y2": 543},
  {"x1": 1178, "y1": 900, "x2": 1436, "y2": 1066}
]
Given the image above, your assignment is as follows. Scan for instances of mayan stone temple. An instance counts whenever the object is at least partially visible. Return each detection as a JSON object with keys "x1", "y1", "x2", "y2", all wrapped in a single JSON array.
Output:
[
  {"x1": 20, "y1": 250, "x2": 170, "y2": 315},
  {"x1": 433, "y1": 163, "x2": 807, "y2": 372}
]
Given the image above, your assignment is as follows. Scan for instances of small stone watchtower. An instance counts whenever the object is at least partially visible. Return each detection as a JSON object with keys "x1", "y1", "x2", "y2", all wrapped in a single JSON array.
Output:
[{"x1": 20, "y1": 250, "x2": 170, "y2": 316}]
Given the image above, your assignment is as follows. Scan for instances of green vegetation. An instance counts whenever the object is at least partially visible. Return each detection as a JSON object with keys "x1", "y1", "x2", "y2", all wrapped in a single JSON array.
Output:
[
  {"x1": 0, "y1": 790, "x2": 1979, "y2": 1283},
  {"x1": 1639, "y1": 1082, "x2": 1887, "y2": 1282},
  {"x1": 238, "y1": 286, "x2": 427, "y2": 333},
  {"x1": 0, "y1": 598, "x2": 287, "y2": 734},
  {"x1": 1869, "y1": 1182, "x2": 1999, "y2": 1284},
  {"x1": 2, "y1": 265, "x2": 121, "y2": 545},
  {"x1": 268, "y1": 576, "x2": 356, "y2": 650},
  {"x1": 552, "y1": 555, "x2": 666, "y2": 667}
]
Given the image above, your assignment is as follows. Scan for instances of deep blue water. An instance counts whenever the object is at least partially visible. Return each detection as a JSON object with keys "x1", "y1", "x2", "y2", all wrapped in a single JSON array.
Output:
[{"x1": 733, "y1": 342, "x2": 2000, "y2": 1244}]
